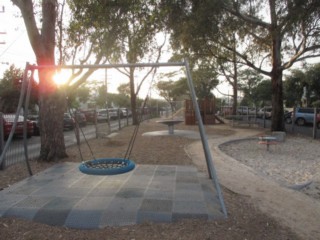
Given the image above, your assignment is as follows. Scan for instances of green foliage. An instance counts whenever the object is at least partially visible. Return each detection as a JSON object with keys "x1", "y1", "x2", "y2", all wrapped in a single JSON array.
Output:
[
  {"x1": 312, "y1": 100, "x2": 320, "y2": 108},
  {"x1": 284, "y1": 69, "x2": 307, "y2": 107},
  {"x1": 117, "y1": 83, "x2": 131, "y2": 97},
  {"x1": 284, "y1": 63, "x2": 320, "y2": 107},
  {"x1": 0, "y1": 65, "x2": 24, "y2": 112},
  {"x1": 191, "y1": 65, "x2": 219, "y2": 99},
  {"x1": 67, "y1": 85, "x2": 90, "y2": 109},
  {"x1": 255, "y1": 80, "x2": 272, "y2": 106},
  {"x1": 238, "y1": 68, "x2": 265, "y2": 107}
]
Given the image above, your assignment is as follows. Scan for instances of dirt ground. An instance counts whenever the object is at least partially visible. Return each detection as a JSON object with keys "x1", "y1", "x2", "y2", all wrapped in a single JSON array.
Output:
[{"x1": 0, "y1": 120, "x2": 302, "y2": 240}]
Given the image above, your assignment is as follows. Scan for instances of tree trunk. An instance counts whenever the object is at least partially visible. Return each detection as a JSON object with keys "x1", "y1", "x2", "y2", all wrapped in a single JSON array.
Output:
[
  {"x1": 39, "y1": 88, "x2": 67, "y2": 160},
  {"x1": 271, "y1": 69, "x2": 284, "y2": 131},
  {"x1": 270, "y1": 32, "x2": 285, "y2": 131},
  {"x1": 129, "y1": 67, "x2": 138, "y2": 125},
  {"x1": 12, "y1": 0, "x2": 68, "y2": 161},
  {"x1": 37, "y1": 63, "x2": 68, "y2": 161}
]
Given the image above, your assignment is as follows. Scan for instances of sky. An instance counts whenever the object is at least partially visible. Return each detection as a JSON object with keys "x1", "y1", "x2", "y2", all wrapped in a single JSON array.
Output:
[{"x1": 0, "y1": 1, "x2": 237, "y2": 101}]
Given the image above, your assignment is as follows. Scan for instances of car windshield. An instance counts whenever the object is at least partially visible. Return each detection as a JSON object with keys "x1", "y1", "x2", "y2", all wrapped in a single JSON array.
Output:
[{"x1": 3, "y1": 115, "x2": 24, "y2": 122}]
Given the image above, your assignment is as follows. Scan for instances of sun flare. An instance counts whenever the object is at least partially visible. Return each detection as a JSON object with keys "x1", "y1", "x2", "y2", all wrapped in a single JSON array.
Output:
[{"x1": 53, "y1": 70, "x2": 71, "y2": 86}]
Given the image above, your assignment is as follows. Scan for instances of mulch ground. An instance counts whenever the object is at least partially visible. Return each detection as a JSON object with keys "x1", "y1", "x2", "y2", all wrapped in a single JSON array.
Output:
[{"x1": 0, "y1": 120, "x2": 301, "y2": 240}]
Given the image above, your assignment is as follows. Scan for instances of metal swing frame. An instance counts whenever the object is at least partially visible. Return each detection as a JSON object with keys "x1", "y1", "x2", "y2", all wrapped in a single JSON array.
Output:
[{"x1": 0, "y1": 59, "x2": 227, "y2": 217}]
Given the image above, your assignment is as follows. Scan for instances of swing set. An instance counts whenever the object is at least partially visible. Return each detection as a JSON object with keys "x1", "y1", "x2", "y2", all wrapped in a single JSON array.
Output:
[{"x1": 0, "y1": 59, "x2": 227, "y2": 217}]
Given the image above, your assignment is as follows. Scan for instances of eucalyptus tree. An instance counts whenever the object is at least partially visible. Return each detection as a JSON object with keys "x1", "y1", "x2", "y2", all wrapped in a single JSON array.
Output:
[
  {"x1": 162, "y1": 0, "x2": 320, "y2": 131},
  {"x1": 238, "y1": 68, "x2": 265, "y2": 107},
  {"x1": 68, "y1": 0, "x2": 166, "y2": 125},
  {"x1": 11, "y1": 0, "x2": 69, "y2": 161}
]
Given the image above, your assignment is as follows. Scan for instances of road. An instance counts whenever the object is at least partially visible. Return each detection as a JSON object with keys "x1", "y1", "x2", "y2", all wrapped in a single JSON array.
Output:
[
  {"x1": 2, "y1": 118, "x2": 132, "y2": 167},
  {"x1": 254, "y1": 118, "x2": 320, "y2": 139}
]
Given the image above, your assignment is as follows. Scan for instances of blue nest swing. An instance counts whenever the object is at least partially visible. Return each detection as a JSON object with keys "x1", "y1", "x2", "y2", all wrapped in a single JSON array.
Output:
[{"x1": 79, "y1": 158, "x2": 135, "y2": 175}]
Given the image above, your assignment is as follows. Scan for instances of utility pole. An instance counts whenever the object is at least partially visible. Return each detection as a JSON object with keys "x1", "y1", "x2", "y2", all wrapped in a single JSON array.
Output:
[{"x1": 0, "y1": 6, "x2": 6, "y2": 44}]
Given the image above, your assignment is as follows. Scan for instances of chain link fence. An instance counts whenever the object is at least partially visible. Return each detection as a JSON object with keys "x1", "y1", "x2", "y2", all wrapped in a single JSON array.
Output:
[{"x1": 0, "y1": 109, "x2": 156, "y2": 169}]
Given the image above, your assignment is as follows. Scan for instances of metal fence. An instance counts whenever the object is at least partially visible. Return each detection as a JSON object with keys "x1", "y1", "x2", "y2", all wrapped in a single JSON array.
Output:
[
  {"x1": 226, "y1": 114, "x2": 320, "y2": 139},
  {"x1": 0, "y1": 109, "x2": 155, "y2": 169}
]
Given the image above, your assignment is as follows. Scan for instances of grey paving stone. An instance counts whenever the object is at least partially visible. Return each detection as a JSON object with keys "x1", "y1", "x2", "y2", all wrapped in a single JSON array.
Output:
[
  {"x1": 176, "y1": 165, "x2": 198, "y2": 173},
  {"x1": 13, "y1": 196, "x2": 53, "y2": 208},
  {"x1": 116, "y1": 188, "x2": 145, "y2": 198},
  {"x1": 176, "y1": 174, "x2": 199, "y2": 183},
  {"x1": 173, "y1": 200, "x2": 208, "y2": 214},
  {"x1": 137, "y1": 210, "x2": 172, "y2": 224},
  {"x1": 33, "y1": 208, "x2": 72, "y2": 226},
  {"x1": 4, "y1": 207, "x2": 39, "y2": 220},
  {"x1": 148, "y1": 180, "x2": 175, "y2": 191},
  {"x1": 156, "y1": 165, "x2": 177, "y2": 172},
  {"x1": 39, "y1": 196, "x2": 80, "y2": 210},
  {"x1": 175, "y1": 182, "x2": 200, "y2": 191},
  {"x1": 144, "y1": 189, "x2": 174, "y2": 200},
  {"x1": 139, "y1": 199, "x2": 173, "y2": 212},
  {"x1": 59, "y1": 187, "x2": 91, "y2": 197},
  {"x1": 154, "y1": 169, "x2": 176, "y2": 177},
  {"x1": 95, "y1": 179, "x2": 125, "y2": 189},
  {"x1": 7, "y1": 184, "x2": 42, "y2": 195},
  {"x1": 32, "y1": 185, "x2": 69, "y2": 197},
  {"x1": 132, "y1": 165, "x2": 156, "y2": 176},
  {"x1": 174, "y1": 189, "x2": 204, "y2": 202},
  {"x1": 71, "y1": 176, "x2": 103, "y2": 188},
  {"x1": 72, "y1": 196, "x2": 114, "y2": 210},
  {"x1": 0, "y1": 194, "x2": 27, "y2": 216},
  {"x1": 65, "y1": 209, "x2": 102, "y2": 229},
  {"x1": 89, "y1": 186, "x2": 120, "y2": 197},
  {"x1": 100, "y1": 210, "x2": 137, "y2": 227},
  {"x1": 107, "y1": 197, "x2": 143, "y2": 212}
]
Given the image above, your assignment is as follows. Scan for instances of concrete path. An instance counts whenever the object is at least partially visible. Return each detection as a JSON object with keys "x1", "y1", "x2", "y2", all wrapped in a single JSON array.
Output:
[{"x1": 186, "y1": 126, "x2": 320, "y2": 240}]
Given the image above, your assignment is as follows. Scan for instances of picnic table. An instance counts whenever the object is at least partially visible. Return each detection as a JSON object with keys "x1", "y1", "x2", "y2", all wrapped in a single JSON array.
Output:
[
  {"x1": 156, "y1": 119, "x2": 184, "y2": 134},
  {"x1": 258, "y1": 135, "x2": 278, "y2": 151}
]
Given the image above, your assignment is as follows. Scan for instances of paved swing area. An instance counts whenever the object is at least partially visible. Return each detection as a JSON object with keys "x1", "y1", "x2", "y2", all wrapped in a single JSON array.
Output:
[{"x1": 0, "y1": 162, "x2": 224, "y2": 229}]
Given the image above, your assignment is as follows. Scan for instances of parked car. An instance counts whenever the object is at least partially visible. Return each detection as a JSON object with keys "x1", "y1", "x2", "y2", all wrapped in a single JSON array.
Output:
[
  {"x1": 2, "y1": 114, "x2": 34, "y2": 139},
  {"x1": 292, "y1": 107, "x2": 320, "y2": 127},
  {"x1": 284, "y1": 111, "x2": 293, "y2": 124},
  {"x1": 63, "y1": 113, "x2": 75, "y2": 130},
  {"x1": 237, "y1": 106, "x2": 257, "y2": 115},
  {"x1": 120, "y1": 108, "x2": 132, "y2": 118},
  {"x1": 96, "y1": 109, "x2": 109, "y2": 122},
  {"x1": 257, "y1": 107, "x2": 272, "y2": 119},
  {"x1": 73, "y1": 111, "x2": 87, "y2": 127},
  {"x1": 27, "y1": 115, "x2": 40, "y2": 135},
  {"x1": 108, "y1": 108, "x2": 119, "y2": 120},
  {"x1": 81, "y1": 109, "x2": 97, "y2": 123}
]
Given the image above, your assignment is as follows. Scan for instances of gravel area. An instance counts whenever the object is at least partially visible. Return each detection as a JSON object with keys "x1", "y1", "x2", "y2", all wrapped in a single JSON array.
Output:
[{"x1": 219, "y1": 134, "x2": 320, "y2": 200}]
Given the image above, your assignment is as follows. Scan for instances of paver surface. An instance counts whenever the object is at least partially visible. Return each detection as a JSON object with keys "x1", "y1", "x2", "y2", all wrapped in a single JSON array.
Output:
[{"x1": 0, "y1": 163, "x2": 224, "y2": 229}]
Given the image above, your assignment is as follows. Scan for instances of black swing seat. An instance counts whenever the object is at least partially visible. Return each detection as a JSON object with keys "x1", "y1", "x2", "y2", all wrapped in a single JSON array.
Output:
[{"x1": 79, "y1": 158, "x2": 135, "y2": 175}]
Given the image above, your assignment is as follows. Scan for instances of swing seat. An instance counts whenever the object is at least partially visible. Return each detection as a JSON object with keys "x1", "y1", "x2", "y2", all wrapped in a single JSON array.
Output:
[{"x1": 79, "y1": 158, "x2": 135, "y2": 175}]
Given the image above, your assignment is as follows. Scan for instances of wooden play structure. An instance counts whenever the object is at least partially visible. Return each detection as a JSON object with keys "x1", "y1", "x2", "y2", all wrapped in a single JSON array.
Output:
[{"x1": 185, "y1": 98, "x2": 217, "y2": 125}]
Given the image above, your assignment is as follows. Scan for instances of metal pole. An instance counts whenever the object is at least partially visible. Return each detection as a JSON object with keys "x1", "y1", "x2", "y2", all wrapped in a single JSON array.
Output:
[
  {"x1": 313, "y1": 108, "x2": 317, "y2": 139},
  {"x1": 184, "y1": 59, "x2": 227, "y2": 217},
  {"x1": 0, "y1": 112, "x2": 5, "y2": 170},
  {"x1": 22, "y1": 70, "x2": 33, "y2": 176},
  {"x1": 28, "y1": 62, "x2": 185, "y2": 70},
  {"x1": 0, "y1": 63, "x2": 30, "y2": 167}
]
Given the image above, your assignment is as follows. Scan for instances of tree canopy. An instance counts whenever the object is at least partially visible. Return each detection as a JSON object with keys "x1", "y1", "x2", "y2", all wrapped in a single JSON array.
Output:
[{"x1": 161, "y1": 0, "x2": 320, "y2": 131}]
